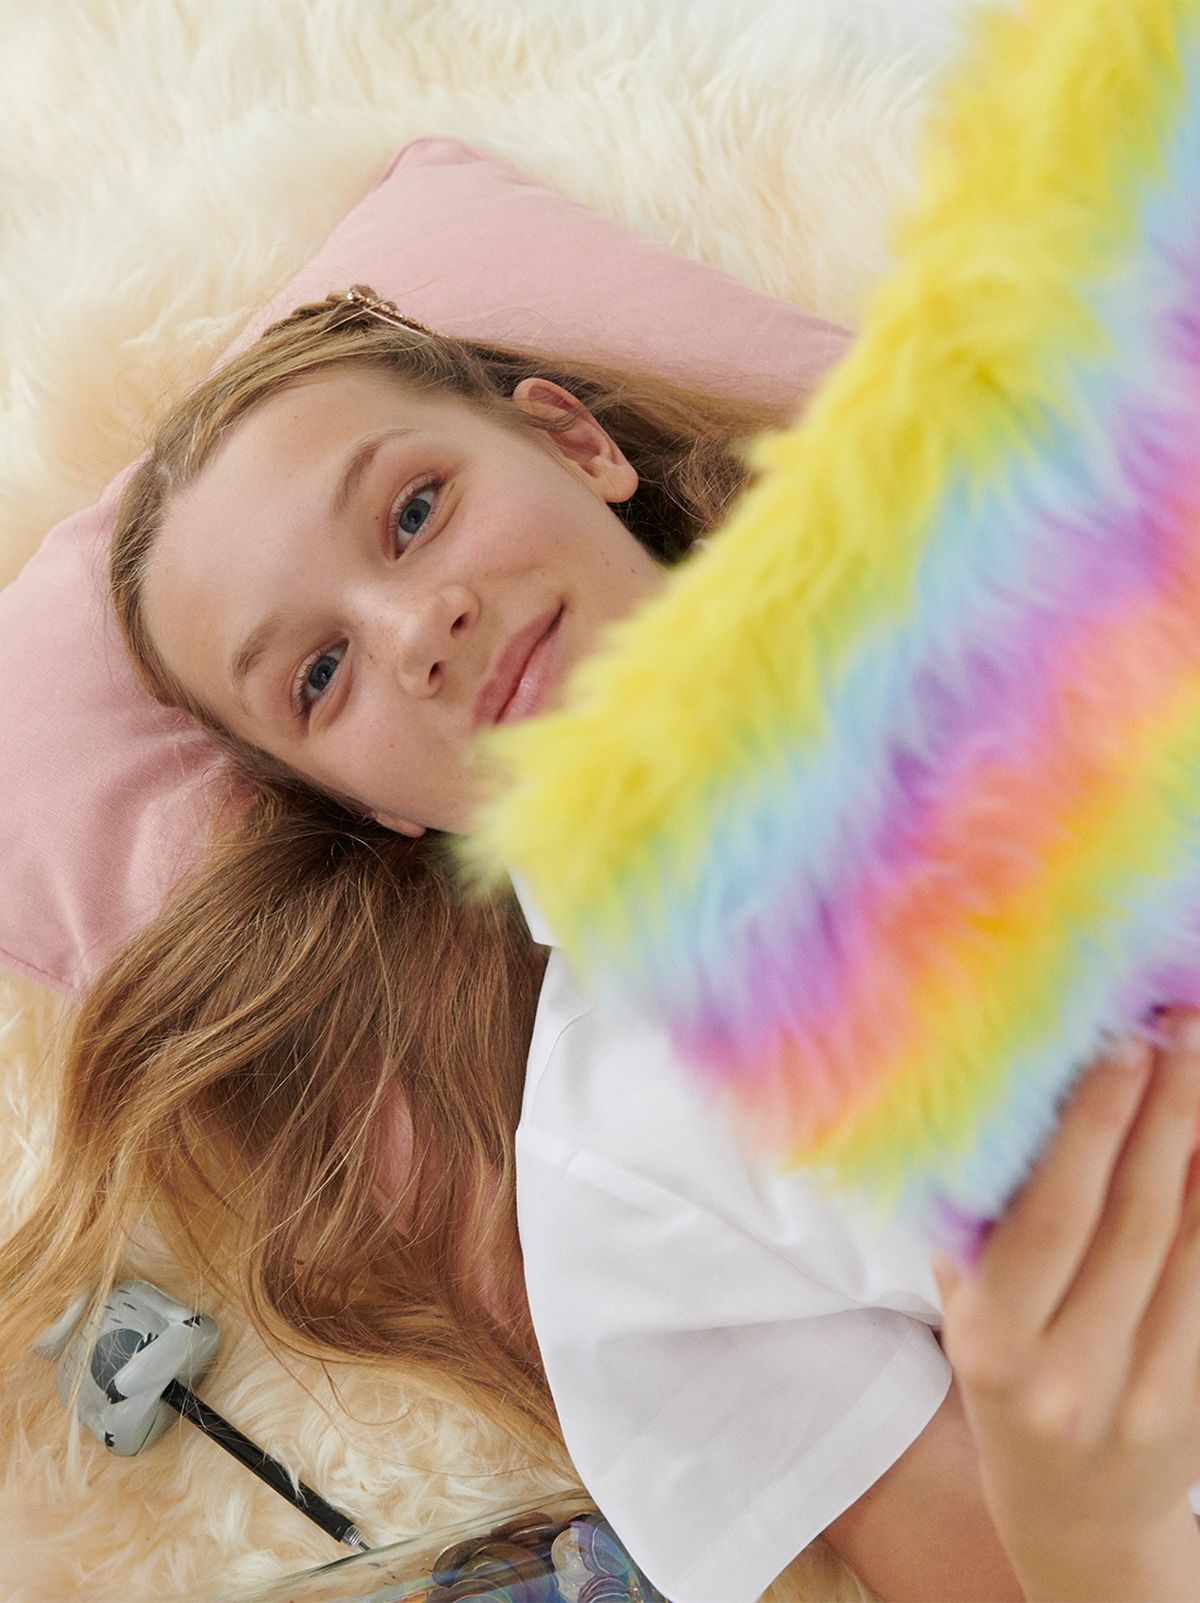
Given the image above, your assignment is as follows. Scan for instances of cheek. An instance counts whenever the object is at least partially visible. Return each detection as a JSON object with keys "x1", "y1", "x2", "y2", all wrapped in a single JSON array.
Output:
[
  {"x1": 322, "y1": 705, "x2": 448, "y2": 808},
  {"x1": 286, "y1": 706, "x2": 392, "y2": 814}
]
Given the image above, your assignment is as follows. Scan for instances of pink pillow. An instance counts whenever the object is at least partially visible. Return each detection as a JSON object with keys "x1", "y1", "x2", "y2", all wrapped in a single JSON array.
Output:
[{"x1": 0, "y1": 137, "x2": 852, "y2": 993}]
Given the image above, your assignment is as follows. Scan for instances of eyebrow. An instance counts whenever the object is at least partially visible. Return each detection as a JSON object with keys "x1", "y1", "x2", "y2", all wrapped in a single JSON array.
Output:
[
  {"x1": 228, "y1": 426, "x2": 415, "y2": 694},
  {"x1": 230, "y1": 611, "x2": 284, "y2": 692},
  {"x1": 328, "y1": 427, "x2": 413, "y2": 521}
]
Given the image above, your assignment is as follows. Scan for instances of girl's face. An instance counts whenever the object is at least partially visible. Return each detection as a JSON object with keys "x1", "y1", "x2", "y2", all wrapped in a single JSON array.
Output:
[{"x1": 143, "y1": 367, "x2": 666, "y2": 835}]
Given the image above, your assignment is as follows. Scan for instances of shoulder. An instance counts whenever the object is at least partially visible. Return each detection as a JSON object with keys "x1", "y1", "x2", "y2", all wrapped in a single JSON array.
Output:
[
  {"x1": 516, "y1": 950, "x2": 953, "y2": 1603},
  {"x1": 519, "y1": 950, "x2": 941, "y2": 1317}
]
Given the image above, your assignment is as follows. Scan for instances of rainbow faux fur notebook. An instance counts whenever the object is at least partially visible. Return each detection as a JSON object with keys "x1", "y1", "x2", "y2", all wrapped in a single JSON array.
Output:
[{"x1": 468, "y1": 0, "x2": 1200, "y2": 1253}]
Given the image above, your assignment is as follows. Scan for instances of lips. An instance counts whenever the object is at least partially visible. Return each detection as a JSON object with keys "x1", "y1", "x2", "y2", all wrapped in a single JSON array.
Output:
[{"x1": 473, "y1": 607, "x2": 563, "y2": 729}]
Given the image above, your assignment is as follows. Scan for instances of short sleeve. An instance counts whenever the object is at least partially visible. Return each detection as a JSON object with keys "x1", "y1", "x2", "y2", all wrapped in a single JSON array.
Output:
[
  {"x1": 513, "y1": 900, "x2": 1200, "y2": 1590},
  {"x1": 517, "y1": 1124, "x2": 951, "y2": 1603}
]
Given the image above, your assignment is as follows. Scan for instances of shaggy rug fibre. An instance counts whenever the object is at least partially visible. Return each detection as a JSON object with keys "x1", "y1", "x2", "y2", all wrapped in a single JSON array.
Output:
[{"x1": 0, "y1": 1, "x2": 979, "y2": 1596}]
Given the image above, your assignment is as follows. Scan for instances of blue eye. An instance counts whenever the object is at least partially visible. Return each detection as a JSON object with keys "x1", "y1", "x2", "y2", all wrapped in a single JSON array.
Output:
[
  {"x1": 294, "y1": 643, "x2": 346, "y2": 715},
  {"x1": 308, "y1": 655, "x2": 338, "y2": 695},
  {"x1": 388, "y1": 478, "x2": 440, "y2": 550}
]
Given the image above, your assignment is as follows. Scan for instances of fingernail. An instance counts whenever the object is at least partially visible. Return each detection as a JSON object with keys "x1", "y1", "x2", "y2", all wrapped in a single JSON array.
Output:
[{"x1": 1115, "y1": 1034, "x2": 1152, "y2": 1071}]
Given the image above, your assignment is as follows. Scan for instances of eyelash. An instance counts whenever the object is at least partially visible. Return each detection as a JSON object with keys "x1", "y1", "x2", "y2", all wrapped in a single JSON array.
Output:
[
  {"x1": 387, "y1": 474, "x2": 442, "y2": 552},
  {"x1": 290, "y1": 473, "x2": 444, "y2": 719}
]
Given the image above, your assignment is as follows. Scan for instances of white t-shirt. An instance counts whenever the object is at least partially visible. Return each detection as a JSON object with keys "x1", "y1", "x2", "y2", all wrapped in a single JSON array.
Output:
[{"x1": 512, "y1": 884, "x2": 952, "y2": 1603}]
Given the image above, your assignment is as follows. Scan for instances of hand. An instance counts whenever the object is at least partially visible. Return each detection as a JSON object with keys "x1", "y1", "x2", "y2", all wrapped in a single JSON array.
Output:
[{"x1": 933, "y1": 1007, "x2": 1200, "y2": 1601}]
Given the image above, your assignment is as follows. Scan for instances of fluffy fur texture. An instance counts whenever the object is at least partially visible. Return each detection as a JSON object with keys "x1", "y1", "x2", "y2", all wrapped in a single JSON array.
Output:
[
  {"x1": 472, "y1": 0, "x2": 1200, "y2": 1257},
  {"x1": 0, "y1": 0, "x2": 976, "y2": 1596}
]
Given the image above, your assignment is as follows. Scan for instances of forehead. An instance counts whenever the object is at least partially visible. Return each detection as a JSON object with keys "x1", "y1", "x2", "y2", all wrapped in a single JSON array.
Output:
[
  {"x1": 199, "y1": 367, "x2": 486, "y2": 484},
  {"x1": 156, "y1": 367, "x2": 526, "y2": 568}
]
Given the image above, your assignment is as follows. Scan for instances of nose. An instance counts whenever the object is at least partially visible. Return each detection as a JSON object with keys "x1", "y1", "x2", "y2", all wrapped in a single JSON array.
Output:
[{"x1": 368, "y1": 581, "x2": 479, "y2": 698}]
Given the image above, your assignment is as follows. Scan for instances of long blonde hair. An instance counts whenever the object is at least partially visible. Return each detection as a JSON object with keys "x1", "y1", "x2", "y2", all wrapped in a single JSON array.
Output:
[{"x1": 0, "y1": 291, "x2": 792, "y2": 1448}]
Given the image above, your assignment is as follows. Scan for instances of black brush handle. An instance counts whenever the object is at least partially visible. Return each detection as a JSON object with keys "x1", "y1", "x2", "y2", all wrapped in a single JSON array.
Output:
[{"x1": 162, "y1": 1378, "x2": 368, "y2": 1551}]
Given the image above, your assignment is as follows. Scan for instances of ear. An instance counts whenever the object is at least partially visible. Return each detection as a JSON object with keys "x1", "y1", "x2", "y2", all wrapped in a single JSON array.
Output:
[
  {"x1": 329, "y1": 786, "x2": 427, "y2": 838},
  {"x1": 371, "y1": 811, "x2": 427, "y2": 839},
  {"x1": 510, "y1": 376, "x2": 638, "y2": 503}
]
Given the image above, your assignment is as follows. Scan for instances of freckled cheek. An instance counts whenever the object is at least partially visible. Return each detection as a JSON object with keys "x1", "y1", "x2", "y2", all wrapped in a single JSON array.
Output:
[
  {"x1": 344, "y1": 704, "x2": 434, "y2": 793},
  {"x1": 497, "y1": 490, "x2": 579, "y2": 553}
]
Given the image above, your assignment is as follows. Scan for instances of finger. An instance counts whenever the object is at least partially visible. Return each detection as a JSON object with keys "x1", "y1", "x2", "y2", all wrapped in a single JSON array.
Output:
[
  {"x1": 1123, "y1": 1145, "x2": 1200, "y2": 1411},
  {"x1": 965, "y1": 1032, "x2": 1154, "y2": 1344},
  {"x1": 931, "y1": 1252, "x2": 961, "y2": 1308},
  {"x1": 1050, "y1": 1010, "x2": 1200, "y2": 1354}
]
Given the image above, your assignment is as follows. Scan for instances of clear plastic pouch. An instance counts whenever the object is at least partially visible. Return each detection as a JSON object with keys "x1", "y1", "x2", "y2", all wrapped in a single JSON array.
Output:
[{"x1": 214, "y1": 1491, "x2": 668, "y2": 1602}]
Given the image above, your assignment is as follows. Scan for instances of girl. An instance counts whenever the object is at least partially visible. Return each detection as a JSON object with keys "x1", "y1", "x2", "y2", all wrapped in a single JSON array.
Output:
[{"x1": 3, "y1": 288, "x2": 1198, "y2": 1601}]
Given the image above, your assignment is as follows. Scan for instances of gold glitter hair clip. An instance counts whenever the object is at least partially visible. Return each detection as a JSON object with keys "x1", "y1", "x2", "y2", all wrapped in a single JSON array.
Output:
[{"x1": 344, "y1": 284, "x2": 436, "y2": 339}]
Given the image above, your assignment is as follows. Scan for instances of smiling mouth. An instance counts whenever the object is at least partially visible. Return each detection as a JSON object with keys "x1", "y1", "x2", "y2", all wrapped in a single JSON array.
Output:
[{"x1": 473, "y1": 607, "x2": 564, "y2": 729}]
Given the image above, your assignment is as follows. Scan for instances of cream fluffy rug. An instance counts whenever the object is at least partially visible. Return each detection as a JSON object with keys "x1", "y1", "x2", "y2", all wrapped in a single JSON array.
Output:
[{"x1": 0, "y1": 1, "x2": 978, "y2": 1596}]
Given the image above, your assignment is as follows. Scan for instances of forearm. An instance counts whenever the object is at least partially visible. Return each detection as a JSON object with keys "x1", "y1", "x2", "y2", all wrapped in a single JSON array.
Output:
[
  {"x1": 822, "y1": 1381, "x2": 1026, "y2": 1603},
  {"x1": 1001, "y1": 1502, "x2": 1200, "y2": 1603}
]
